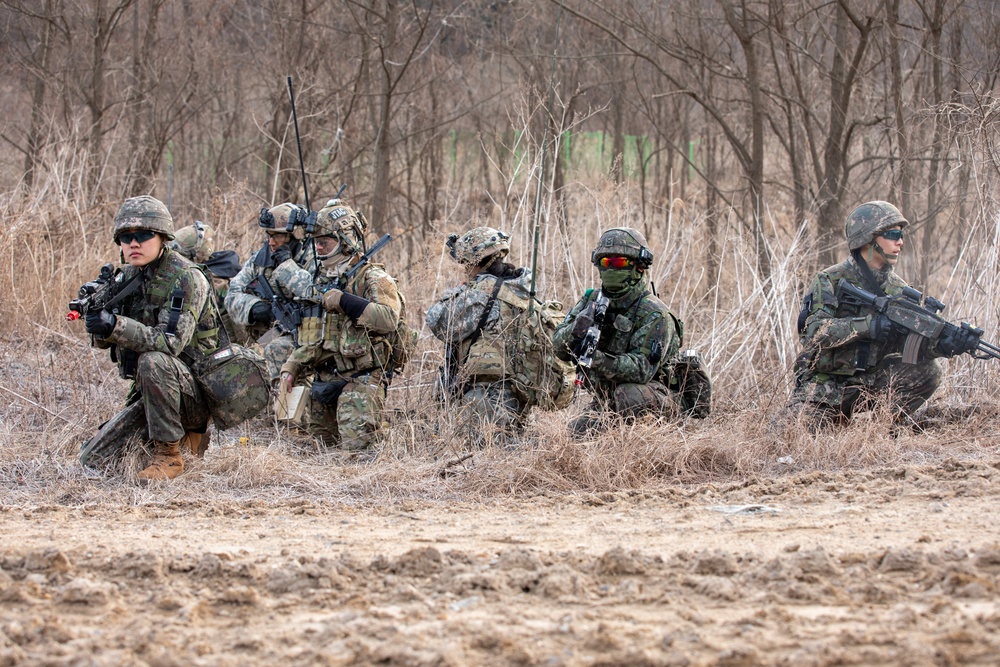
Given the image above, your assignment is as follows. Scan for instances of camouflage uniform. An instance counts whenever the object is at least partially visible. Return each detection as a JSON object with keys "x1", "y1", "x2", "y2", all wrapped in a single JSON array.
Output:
[
  {"x1": 427, "y1": 259, "x2": 537, "y2": 446},
  {"x1": 553, "y1": 228, "x2": 684, "y2": 435},
  {"x1": 279, "y1": 201, "x2": 402, "y2": 450},
  {"x1": 225, "y1": 207, "x2": 318, "y2": 383},
  {"x1": 83, "y1": 197, "x2": 222, "y2": 478},
  {"x1": 170, "y1": 221, "x2": 243, "y2": 341},
  {"x1": 788, "y1": 201, "x2": 942, "y2": 423}
]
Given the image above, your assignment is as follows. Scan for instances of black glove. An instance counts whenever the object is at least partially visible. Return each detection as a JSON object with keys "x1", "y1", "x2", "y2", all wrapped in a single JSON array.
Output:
[
  {"x1": 271, "y1": 244, "x2": 292, "y2": 267},
  {"x1": 868, "y1": 313, "x2": 896, "y2": 343},
  {"x1": 250, "y1": 301, "x2": 275, "y2": 326},
  {"x1": 571, "y1": 303, "x2": 596, "y2": 341},
  {"x1": 85, "y1": 309, "x2": 116, "y2": 337},
  {"x1": 937, "y1": 325, "x2": 980, "y2": 358}
]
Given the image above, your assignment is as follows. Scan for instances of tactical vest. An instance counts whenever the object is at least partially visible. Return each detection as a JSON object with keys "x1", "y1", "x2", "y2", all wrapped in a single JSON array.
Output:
[
  {"x1": 123, "y1": 250, "x2": 221, "y2": 364},
  {"x1": 296, "y1": 264, "x2": 392, "y2": 375}
]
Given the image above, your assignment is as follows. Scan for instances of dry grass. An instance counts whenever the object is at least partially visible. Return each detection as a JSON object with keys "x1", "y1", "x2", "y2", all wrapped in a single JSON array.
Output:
[{"x1": 3, "y1": 135, "x2": 1000, "y2": 507}]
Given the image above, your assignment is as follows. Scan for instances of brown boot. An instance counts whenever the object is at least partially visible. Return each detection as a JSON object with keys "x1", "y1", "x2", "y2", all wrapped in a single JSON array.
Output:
[
  {"x1": 180, "y1": 430, "x2": 210, "y2": 458},
  {"x1": 137, "y1": 440, "x2": 184, "y2": 482}
]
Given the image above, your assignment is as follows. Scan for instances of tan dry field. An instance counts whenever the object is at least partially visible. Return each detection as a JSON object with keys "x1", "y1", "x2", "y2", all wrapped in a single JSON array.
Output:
[{"x1": 3, "y1": 454, "x2": 1000, "y2": 666}]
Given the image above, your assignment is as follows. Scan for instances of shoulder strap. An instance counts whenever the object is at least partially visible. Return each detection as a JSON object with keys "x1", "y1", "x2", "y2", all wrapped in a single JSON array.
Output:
[
  {"x1": 851, "y1": 250, "x2": 887, "y2": 297},
  {"x1": 463, "y1": 276, "x2": 508, "y2": 359}
]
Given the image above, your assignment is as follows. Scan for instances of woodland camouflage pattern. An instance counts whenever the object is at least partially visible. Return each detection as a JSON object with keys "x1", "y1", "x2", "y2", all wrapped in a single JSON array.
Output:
[
  {"x1": 554, "y1": 273, "x2": 683, "y2": 428},
  {"x1": 87, "y1": 247, "x2": 218, "y2": 460},
  {"x1": 845, "y1": 200, "x2": 908, "y2": 250},
  {"x1": 112, "y1": 195, "x2": 175, "y2": 241},
  {"x1": 280, "y1": 262, "x2": 402, "y2": 450},
  {"x1": 790, "y1": 255, "x2": 942, "y2": 419}
]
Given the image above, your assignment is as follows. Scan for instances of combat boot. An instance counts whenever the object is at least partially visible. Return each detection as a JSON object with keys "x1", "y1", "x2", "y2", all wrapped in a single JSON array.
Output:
[
  {"x1": 179, "y1": 430, "x2": 210, "y2": 458},
  {"x1": 137, "y1": 440, "x2": 184, "y2": 482}
]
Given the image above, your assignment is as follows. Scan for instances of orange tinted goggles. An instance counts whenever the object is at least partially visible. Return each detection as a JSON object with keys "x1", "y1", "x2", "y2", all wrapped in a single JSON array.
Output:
[{"x1": 598, "y1": 256, "x2": 632, "y2": 269}]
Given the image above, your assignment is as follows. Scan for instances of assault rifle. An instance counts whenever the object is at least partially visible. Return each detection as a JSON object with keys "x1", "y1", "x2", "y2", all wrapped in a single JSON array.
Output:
[
  {"x1": 309, "y1": 233, "x2": 393, "y2": 295},
  {"x1": 340, "y1": 233, "x2": 392, "y2": 289},
  {"x1": 836, "y1": 279, "x2": 1000, "y2": 363},
  {"x1": 67, "y1": 263, "x2": 142, "y2": 320},
  {"x1": 573, "y1": 291, "x2": 611, "y2": 387},
  {"x1": 248, "y1": 275, "x2": 301, "y2": 344}
]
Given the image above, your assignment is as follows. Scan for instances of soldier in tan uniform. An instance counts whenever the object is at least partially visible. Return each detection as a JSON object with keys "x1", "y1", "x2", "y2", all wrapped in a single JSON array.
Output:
[{"x1": 279, "y1": 201, "x2": 403, "y2": 450}]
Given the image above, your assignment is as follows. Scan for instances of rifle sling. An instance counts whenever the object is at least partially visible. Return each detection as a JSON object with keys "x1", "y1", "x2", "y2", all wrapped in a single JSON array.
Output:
[
  {"x1": 461, "y1": 275, "x2": 509, "y2": 365},
  {"x1": 102, "y1": 270, "x2": 145, "y2": 312}
]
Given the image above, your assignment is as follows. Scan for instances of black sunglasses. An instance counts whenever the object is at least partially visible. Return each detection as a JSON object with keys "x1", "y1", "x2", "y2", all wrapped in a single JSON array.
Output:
[
  {"x1": 878, "y1": 229, "x2": 905, "y2": 241},
  {"x1": 118, "y1": 230, "x2": 157, "y2": 245}
]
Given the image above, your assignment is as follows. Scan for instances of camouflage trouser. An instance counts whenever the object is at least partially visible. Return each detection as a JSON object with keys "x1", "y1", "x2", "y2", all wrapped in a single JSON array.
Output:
[
  {"x1": 569, "y1": 381, "x2": 679, "y2": 437},
  {"x1": 787, "y1": 355, "x2": 942, "y2": 424},
  {"x1": 136, "y1": 351, "x2": 212, "y2": 442},
  {"x1": 305, "y1": 370, "x2": 387, "y2": 450},
  {"x1": 262, "y1": 332, "x2": 296, "y2": 384},
  {"x1": 456, "y1": 381, "x2": 530, "y2": 448}
]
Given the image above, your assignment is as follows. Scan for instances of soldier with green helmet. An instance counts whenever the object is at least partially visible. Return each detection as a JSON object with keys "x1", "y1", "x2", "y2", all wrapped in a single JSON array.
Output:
[
  {"x1": 225, "y1": 203, "x2": 318, "y2": 384},
  {"x1": 169, "y1": 221, "x2": 243, "y2": 341},
  {"x1": 787, "y1": 201, "x2": 970, "y2": 425},
  {"x1": 278, "y1": 200, "x2": 404, "y2": 451},
  {"x1": 553, "y1": 228, "x2": 702, "y2": 437},
  {"x1": 80, "y1": 196, "x2": 222, "y2": 481},
  {"x1": 425, "y1": 226, "x2": 542, "y2": 446}
]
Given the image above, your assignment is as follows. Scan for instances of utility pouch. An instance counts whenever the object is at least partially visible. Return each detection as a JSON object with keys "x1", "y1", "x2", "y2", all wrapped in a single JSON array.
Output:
[
  {"x1": 118, "y1": 348, "x2": 139, "y2": 380},
  {"x1": 312, "y1": 380, "x2": 349, "y2": 406}
]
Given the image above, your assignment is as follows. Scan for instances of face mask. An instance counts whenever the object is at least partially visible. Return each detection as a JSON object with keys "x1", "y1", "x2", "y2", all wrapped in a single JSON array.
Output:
[{"x1": 599, "y1": 268, "x2": 637, "y2": 296}]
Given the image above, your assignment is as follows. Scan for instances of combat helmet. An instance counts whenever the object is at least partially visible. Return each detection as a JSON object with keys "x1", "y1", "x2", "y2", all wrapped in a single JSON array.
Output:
[
  {"x1": 258, "y1": 202, "x2": 302, "y2": 235},
  {"x1": 591, "y1": 227, "x2": 653, "y2": 268},
  {"x1": 313, "y1": 199, "x2": 367, "y2": 254},
  {"x1": 446, "y1": 226, "x2": 510, "y2": 266},
  {"x1": 113, "y1": 195, "x2": 174, "y2": 242},
  {"x1": 845, "y1": 201, "x2": 908, "y2": 250},
  {"x1": 169, "y1": 221, "x2": 215, "y2": 263}
]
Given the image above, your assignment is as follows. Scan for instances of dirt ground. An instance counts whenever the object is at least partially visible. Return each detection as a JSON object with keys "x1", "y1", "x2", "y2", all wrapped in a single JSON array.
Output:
[{"x1": 2, "y1": 457, "x2": 999, "y2": 666}]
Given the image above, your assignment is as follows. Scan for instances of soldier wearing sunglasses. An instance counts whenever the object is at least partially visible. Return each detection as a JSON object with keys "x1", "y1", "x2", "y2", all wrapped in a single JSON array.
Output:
[
  {"x1": 553, "y1": 228, "x2": 688, "y2": 436},
  {"x1": 786, "y1": 200, "x2": 962, "y2": 427},
  {"x1": 80, "y1": 196, "x2": 223, "y2": 481}
]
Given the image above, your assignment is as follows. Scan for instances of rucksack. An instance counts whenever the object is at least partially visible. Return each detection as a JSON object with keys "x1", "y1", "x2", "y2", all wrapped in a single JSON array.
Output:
[
  {"x1": 492, "y1": 284, "x2": 575, "y2": 411},
  {"x1": 388, "y1": 290, "x2": 418, "y2": 375},
  {"x1": 659, "y1": 312, "x2": 712, "y2": 418}
]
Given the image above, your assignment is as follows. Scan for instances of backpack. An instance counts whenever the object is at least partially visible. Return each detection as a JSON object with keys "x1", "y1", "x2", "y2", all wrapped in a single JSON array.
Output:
[
  {"x1": 659, "y1": 312, "x2": 712, "y2": 418},
  {"x1": 387, "y1": 290, "x2": 418, "y2": 376},
  {"x1": 492, "y1": 284, "x2": 576, "y2": 411}
]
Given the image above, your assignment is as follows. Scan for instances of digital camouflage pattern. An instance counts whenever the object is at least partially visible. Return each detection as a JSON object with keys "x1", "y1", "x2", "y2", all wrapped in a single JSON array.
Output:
[
  {"x1": 170, "y1": 222, "x2": 215, "y2": 263},
  {"x1": 194, "y1": 343, "x2": 270, "y2": 430},
  {"x1": 85, "y1": 247, "x2": 220, "y2": 463},
  {"x1": 789, "y1": 255, "x2": 942, "y2": 420},
  {"x1": 845, "y1": 201, "x2": 907, "y2": 250},
  {"x1": 591, "y1": 227, "x2": 653, "y2": 266},
  {"x1": 112, "y1": 195, "x2": 175, "y2": 242},
  {"x1": 426, "y1": 267, "x2": 574, "y2": 441},
  {"x1": 225, "y1": 239, "x2": 317, "y2": 381},
  {"x1": 280, "y1": 262, "x2": 402, "y2": 450},
  {"x1": 554, "y1": 273, "x2": 683, "y2": 429},
  {"x1": 446, "y1": 227, "x2": 510, "y2": 266}
]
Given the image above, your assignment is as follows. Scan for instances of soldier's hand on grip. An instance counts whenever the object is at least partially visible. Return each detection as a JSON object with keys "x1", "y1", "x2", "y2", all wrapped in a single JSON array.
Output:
[
  {"x1": 85, "y1": 309, "x2": 116, "y2": 338},
  {"x1": 271, "y1": 244, "x2": 292, "y2": 267},
  {"x1": 250, "y1": 301, "x2": 275, "y2": 326},
  {"x1": 572, "y1": 303, "x2": 595, "y2": 341},
  {"x1": 321, "y1": 288, "x2": 344, "y2": 313},
  {"x1": 868, "y1": 313, "x2": 897, "y2": 343}
]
